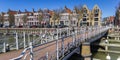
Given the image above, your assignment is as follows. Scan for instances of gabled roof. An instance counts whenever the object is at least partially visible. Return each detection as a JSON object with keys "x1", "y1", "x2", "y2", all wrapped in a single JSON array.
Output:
[
  {"x1": 82, "y1": 5, "x2": 89, "y2": 10},
  {"x1": 64, "y1": 6, "x2": 72, "y2": 14},
  {"x1": 49, "y1": 10, "x2": 54, "y2": 16},
  {"x1": 93, "y1": 4, "x2": 100, "y2": 10}
]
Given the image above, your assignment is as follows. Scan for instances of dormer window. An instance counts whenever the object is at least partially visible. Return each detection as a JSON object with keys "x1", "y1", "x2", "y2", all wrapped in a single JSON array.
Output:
[
  {"x1": 94, "y1": 9, "x2": 99, "y2": 17},
  {"x1": 83, "y1": 10, "x2": 87, "y2": 14}
]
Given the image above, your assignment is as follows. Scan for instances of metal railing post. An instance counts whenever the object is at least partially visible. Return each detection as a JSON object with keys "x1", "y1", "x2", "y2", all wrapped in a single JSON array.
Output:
[
  {"x1": 46, "y1": 52, "x2": 48, "y2": 60},
  {"x1": 23, "y1": 32, "x2": 26, "y2": 48},
  {"x1": 56, "y1": 28, "x2": 59, "y2": 60},
  {"x1": 29, "y1": 42, "x2": 33, "y2": 60},
  {"x1": 61, "y1": 37, "x2": 64, "y2": 57},
  {"x1": 72, "y1": 32, "x2": 75, "y2": 47},
  {"x1": 28, "y1": 34, "x2": 30, "y2": 46},
  {"x1": 16, "y1": 32, "x2": 19, "y2": 50},
  {"x1": 67, "y1": 27, "x2": 69, "y2": 36},
  {"x1": 60, "y1": 29, "x2": 61, "y2": 38}
]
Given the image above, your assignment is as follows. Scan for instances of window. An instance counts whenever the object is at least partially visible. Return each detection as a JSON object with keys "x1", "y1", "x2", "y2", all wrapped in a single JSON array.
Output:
[
  {"x1": 94, "y1": 14, "x2": 98, "y2": 17},
  {"x1": 94, "y1": 18, "x2": 98, "y2": 21},
  {"x1": 60, "y1": 21, "x2": 64, "y2": 24},
  {"x1": 94, "y1": 9, "x2": 99, "y2": 14},
  {"x1": 94, "y1": 22, "x2": 98, "y2": 26},
  {"x1": 74, "y1": 21, "x2": 75, "y2": 24},
  {"x1": 83, "y1": 18, "x2": 87, "y2": 21}
]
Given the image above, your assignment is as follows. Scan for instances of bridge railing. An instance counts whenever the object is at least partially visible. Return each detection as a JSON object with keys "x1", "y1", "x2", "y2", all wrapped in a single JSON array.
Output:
[{"x1": 10, "y1": 26, "x2": 110, "y2": 60}]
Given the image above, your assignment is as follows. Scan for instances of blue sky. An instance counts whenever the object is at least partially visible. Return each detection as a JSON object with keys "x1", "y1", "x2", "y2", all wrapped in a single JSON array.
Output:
[{"x1": 0, "y1": 0, "x2": 120, "y2": 18}]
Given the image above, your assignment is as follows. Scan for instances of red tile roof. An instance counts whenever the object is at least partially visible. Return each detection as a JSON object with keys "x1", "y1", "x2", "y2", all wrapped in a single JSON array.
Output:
[
  {"x1": 65, "y1": 6, "x2": 72, "y2": 14},
  {"x1": 7, "y1": 9, "x2": 18, "y2": 15}
]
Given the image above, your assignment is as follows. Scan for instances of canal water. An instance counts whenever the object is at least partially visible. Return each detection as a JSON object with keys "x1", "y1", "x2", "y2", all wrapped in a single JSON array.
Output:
[
  {"x1": 93, "y1": 41, "x2": 120, "y2": 60},
  {"x1": 68, "y1": 38, "x2": 120, "y2": 60}
]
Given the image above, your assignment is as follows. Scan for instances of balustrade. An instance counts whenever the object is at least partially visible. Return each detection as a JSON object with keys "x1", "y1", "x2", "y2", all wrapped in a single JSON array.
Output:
[{"x1": 1, "y1": 26, "x2": 110, "y2": 60}]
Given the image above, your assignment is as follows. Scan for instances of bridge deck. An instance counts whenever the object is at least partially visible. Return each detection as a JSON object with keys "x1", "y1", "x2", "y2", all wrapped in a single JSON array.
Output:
[
  {"x1": 0, "y1": 26, "x2": 109, "y2": 60},
  {"x1": 0, "y1": 34, "x2": 81, "y2": 60}
]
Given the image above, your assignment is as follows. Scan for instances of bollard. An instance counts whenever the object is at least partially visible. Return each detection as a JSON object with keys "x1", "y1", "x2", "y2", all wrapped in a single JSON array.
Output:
[
  {"x1": 106, "y1": 54, "x2": 111, "y2": 60},
  {"x1": 105, "y1": 40, "x2": 109, "y2": 51},
  {"x1": 117, "y1": 56, "x2": 120, "y2": 60}
]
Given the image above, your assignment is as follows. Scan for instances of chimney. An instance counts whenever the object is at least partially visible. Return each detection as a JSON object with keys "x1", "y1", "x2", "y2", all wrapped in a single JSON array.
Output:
[
  {"x1": 32, "y1": 8, "x2": 35, "y2": 12},
  {"x1": 18, "y1": 10, "x2": 21, "y2": 13},
  {"x1": 25, "y1": 9, "x2": 28, "y2": 12}
]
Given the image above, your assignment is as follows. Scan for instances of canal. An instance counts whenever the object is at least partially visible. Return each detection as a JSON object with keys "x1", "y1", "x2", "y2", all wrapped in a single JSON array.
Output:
[
  {"x1": 93, "y1": 41, "x2": 120, "y2": 60},
  {"x1": 68, "y1": 38, "x2": 120, "y2": 60}
]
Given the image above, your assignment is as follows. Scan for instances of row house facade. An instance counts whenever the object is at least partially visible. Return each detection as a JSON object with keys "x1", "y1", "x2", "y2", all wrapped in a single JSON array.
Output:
[
  {"x1": 104, "y1": 16, "x2": 114, "y2": 26},
  {"x1": 0, "y1": 5, "x2": 101, "y2": 28},
  {"x1": 2, "y1": 9, "x2": 17, "y2": 27},
  {"x1": 49, "y1": 11, "x2": 59, "y2": 27},
  {"x1": 0, "y1": 9, "x2": 51, "y2": 28},
  {"x1": 92, "y1": 5, "x2": 102, "y2": 26},
  {"x1": 60, "y1": 6, "x2": 79, "y2": 27},
  {"x1": 3, "y1": 13, "x2": 9, "y2": 27},
  {"x1": 60, "y1": 5, "x2": 102, "y2": 27},
  {"x1": 80, "y1": 5, "x2": 102, "y2": 26},
  {"x1": 42, "y1": 9, "x2": 51, "y2": 27},
  {"x1": 80, "y1": 5, "x2": 91, "y2": 26},
  {"x1": 15, "y1": 9, "x2": 43, "y2": 27}
]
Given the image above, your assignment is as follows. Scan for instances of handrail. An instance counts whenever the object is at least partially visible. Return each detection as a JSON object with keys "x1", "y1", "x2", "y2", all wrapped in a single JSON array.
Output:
[
  {"x1": 10, "y1": 26, "x2": 110, "y2": 60},
  {"x1": 10, "y1": 48, "x2": 29, "y2": 60}
]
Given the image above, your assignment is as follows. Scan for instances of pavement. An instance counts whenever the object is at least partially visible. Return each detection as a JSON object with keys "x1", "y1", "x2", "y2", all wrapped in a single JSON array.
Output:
[{"x1": 0, "y1": 34, "x2": 82, "y2": 60}]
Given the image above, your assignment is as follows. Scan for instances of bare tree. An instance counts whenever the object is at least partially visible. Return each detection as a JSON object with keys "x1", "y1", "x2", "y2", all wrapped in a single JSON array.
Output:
[
  {"x1": 0, "y1": 14, "x2": 4, "y2": 24},
  {"x1": 8, "y1": 14, "x2": 15, "y2": 27},
  {"x1": 74, "y1": 5, "x2": 83, "y2": 27},
  {"x1": 22, "y1": 15, "x2": 27, "y2": 27},
  {"x1": 38, "y1": 14, "x2": 43, "y2": 27},
  {"x1": 52, "y1": 12, "x2": 59, "y2": 27},
  {"x1": 114, "y1": 2, "x2": 120, "y2": 26}
]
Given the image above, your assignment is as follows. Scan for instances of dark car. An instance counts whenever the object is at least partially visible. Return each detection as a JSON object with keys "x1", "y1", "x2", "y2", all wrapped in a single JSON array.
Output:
[{"x1": 46, "y1": 24, "x2": 52, "y2": 28}]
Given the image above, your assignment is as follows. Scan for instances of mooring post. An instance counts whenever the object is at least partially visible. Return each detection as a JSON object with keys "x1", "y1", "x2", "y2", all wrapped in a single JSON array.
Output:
[
  {"x1": 105, "y1": 39, "x2": 108, "y2": 51},
  {"x1": 106, "y1": 54, "x2": 111, "y2": 60}
]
